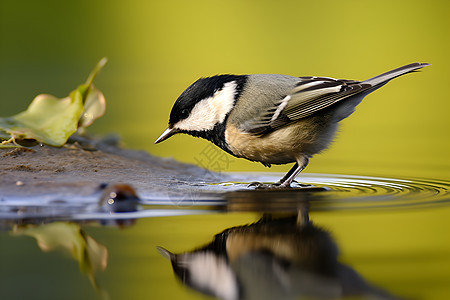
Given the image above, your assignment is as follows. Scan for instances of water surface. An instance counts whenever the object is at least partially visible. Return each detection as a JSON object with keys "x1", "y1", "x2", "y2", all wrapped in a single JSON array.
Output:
[{"x1": 1, "y1": 174, "x2": 450, "y2": 300}]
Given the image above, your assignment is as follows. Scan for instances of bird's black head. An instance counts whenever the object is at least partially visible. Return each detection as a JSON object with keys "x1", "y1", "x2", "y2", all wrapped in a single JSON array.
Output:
[
  {"x1": 155, "y1": 74, "x2": 247, "y2": 144},
  {"x1": 169, "y1": 75, "x2": 246, "y2": 125}
]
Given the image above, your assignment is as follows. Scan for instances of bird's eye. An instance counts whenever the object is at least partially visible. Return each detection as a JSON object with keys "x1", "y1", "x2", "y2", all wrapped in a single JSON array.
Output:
[{"x1": 180, "y1": 109, "x2": 189, "y2": 119}]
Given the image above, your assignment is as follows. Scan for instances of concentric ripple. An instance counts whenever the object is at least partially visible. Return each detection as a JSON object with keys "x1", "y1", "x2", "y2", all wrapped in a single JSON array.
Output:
[
  {"x1": 303, "y1": 174, "x2": 450, "y2": 210},
  {"x1": 225, "y1": 174, "x2": 450, "y2": 212}
]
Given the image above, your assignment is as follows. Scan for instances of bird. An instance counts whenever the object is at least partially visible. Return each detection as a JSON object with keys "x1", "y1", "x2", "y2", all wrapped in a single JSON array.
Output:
[{"x1": 155, "y1": 63, "x2": 430, "y2": 188}]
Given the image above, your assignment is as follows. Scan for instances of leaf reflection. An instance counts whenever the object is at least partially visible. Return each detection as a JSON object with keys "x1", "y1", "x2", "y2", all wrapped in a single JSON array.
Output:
[{"x1": 12, "y1": 222, "x2": 110, "y2": 299}]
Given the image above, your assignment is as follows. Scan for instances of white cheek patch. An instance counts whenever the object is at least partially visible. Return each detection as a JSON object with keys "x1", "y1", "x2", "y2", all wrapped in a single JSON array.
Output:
[
  {"x1": 210, "y1": 81, "x2": 238, "y2": 124},
  {"x1": 175, "y1": 81, "x2": 237, "y2": 131}
]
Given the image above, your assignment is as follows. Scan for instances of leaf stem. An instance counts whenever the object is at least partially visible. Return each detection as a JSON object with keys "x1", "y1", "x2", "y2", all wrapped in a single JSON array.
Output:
[{"x1": 85, "y1": 57, "x2": 108, "y2": 88}]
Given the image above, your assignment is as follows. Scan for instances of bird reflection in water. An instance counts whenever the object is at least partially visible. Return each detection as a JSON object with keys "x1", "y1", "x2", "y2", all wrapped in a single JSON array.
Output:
[{"x1": 158, "y1": 207, "x2": 398, "y2": 300}]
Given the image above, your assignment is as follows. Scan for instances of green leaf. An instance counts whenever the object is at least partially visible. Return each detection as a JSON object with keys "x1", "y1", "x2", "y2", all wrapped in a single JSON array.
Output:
[
  {"x1": 0, "y1": 57, "x2": 108, "y2": 148},
  {"x1": 8, "y1": 91, "x2": 84, "y2": 146}
]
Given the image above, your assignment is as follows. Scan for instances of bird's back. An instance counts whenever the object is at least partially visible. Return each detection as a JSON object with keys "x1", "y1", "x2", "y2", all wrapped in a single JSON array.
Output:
[{"x1": 228, "y1": 74, "x2": 300, "y2": 130}]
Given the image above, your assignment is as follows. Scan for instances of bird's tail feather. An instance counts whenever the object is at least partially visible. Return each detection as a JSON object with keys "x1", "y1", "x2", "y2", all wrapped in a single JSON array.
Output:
[
  {"x1": 363, "y1": 62, "x2": 430, "y2": 86},
  {"x1": 330, "y1": 62, "x2": 430, "y2": 123}
]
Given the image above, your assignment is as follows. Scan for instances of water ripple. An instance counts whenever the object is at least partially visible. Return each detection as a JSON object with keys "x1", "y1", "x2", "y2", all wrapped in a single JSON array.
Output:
[
  {"x1": 1, "y1": 174, "x2": 449, "y2": 221},
  {"x1": 225, "y1": 174, "x2": 450, "y2": 212}
]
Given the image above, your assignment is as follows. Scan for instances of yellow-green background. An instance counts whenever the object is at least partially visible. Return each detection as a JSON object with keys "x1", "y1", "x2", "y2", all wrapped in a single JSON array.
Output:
[
  {"x1": 1, "y1": 1, "x2": 450, "y2": 299},
  {"x1": 1, "y1": 0, "x2": 449, "y2": 179}
]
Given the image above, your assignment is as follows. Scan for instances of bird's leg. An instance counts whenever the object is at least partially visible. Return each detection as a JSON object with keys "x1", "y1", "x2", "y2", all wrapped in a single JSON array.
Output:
[
  {"x1": 278, "y1": 157, "x2": 309, "y2": 188},
  {"x1": 275, "y1": 163, "x2": 299, "y2": 185},
  {"x1": 248, "y1": 168, "x2": 296, "y2": 188},
  {"x1": 248, "y1": 157, "x2": 310, "y2": 189}
]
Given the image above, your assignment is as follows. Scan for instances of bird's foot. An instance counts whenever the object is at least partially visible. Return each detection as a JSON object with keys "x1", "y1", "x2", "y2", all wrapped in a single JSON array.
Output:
[
  {"x1": 248, "y1": 180, "x2": 312, "y2": 189},
  {"x1": 279, "y1": 180, "x2": 312, "y2": 188},
  {"x1": 248, "y1": 181, "x2": 281, "y2": 189}
]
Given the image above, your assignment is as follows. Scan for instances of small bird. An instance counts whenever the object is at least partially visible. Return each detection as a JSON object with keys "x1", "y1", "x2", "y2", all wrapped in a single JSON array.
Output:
[{"x1": 155, "y1": 63, "x2": 430, "y2": 188}]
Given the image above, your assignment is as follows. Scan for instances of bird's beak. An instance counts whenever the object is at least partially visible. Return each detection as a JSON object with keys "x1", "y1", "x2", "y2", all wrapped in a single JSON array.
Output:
[
  {"x1": 154, "y1": 127, "x2": 178, "y2": 144},
  {"x1": 156, "y1": 246, "x2": 175, "y2": 260}
]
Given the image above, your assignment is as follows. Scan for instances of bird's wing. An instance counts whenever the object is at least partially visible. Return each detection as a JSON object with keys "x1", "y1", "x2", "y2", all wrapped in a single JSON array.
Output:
[
  {"x1": 243, "y1": 62, "x2": 430, "y2": 135},
  {"x1": 243, "y1": 76, "x2": 370, "y2": 135}
]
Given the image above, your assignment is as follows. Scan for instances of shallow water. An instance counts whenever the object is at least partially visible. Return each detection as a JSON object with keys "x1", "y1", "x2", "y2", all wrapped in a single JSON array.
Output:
[{"x1": 1, "y1": 174, "x2": 450, "y2": 300}]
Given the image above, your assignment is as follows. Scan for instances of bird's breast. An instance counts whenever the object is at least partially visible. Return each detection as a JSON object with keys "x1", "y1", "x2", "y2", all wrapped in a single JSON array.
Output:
[{"x1": 225, "y1": 117, "x2": 338, "y2": 165}]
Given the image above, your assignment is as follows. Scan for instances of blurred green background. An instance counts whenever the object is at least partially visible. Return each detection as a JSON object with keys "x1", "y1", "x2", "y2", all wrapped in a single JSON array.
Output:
[
  {"x1": 1, "y1": 2, "x2": 450, "y2": 299},
  {"x1": 1, "y1": 0, "x2": 449, "y2": 179}
]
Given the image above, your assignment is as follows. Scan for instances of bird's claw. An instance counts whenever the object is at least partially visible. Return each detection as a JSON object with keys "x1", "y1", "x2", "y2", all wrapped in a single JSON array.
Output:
[
  {"x1": 248, "y1": 180, "x2": 313, "y2": 189},
  {"x1": 248, "y1": 181, "x2": 266, "y2": 188},
  {"x1": 248, "y1": 182, "x2": 284, "y2": 189}
]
